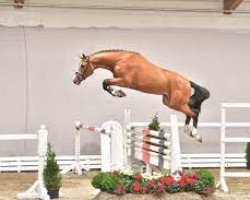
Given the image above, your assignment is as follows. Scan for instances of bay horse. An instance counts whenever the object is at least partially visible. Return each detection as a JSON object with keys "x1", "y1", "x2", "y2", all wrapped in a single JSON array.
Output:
[{"x1": 73, "y1": 50, "x2": 210, "y2": 142}]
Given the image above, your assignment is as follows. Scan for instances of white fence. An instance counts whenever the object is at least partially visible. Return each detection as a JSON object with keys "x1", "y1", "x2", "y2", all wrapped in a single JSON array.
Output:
[
  {"x1": 0, "y1": 153, "x2": 248, "y2": 173},
  {"x1": 216, "y1": 103, "x2": 250, "y2": 192},
  {"x1": 0, "y1": 114, "x2": 249, "y2": 173},
  {"x1": 0, "y1": 125, "x2": 50, "y2": 200},
  {"x1": 0, "y1": 155, "x2": 102, "y2": 173}
]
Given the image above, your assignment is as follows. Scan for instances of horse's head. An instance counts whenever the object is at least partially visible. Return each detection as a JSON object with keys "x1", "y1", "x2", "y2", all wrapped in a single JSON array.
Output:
[{"x1": 73, "y1": 53, "x2": 94, "y2": 85}]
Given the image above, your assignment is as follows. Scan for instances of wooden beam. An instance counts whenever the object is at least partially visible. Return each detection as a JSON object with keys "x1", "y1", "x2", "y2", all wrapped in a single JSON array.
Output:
[
  {"x1": 14, "y1": 0, "x2": 25, "y2": 9},
  {"x1": 224, "y1": 0, "x2": 244, "y2": 13}
]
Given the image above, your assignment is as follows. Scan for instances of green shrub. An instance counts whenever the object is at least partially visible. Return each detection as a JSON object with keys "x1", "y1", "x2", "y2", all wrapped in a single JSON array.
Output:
[
  {"x1": 198, "y1": 169, "x2": 214, "y2": 187},
  {"x1": 245, "y1": 142, "x2": 250, "y2": 164},
  {"x1": 44, "y1": 143, "x2": 62, "y2": 190},
  {"x1": 148, "y1": 114, "x2": 161, "y2": 131},
  {"x1": 192, "y1": 179, "x2": 205, "y2": 193},
  {"x1": 91, "y1": 172, "x2": 119, "y2": 193}
]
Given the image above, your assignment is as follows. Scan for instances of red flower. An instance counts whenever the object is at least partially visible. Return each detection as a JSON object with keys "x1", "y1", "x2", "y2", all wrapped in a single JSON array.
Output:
[
  {"x1": 186, "y1": 178, "x2": 195, "y2": 186},
  {"x1": 140, "y1": 186, "x2": 149, "y2": 194},
  {"x1": 159, "y1": 176, "x2": 167, "y2": 185},
  {"x1": 133, "y1": 182, "x2": 141, "y2": 192},
  {"x1": 157, "y1": 182, "x2": 165, "y2": 191},
  {"x1": 181, "y1": 174, "x2": 188, "y2": 180},
  {"x1": 133, "y1": 173, "x2": 143, "y2": 181},
  {"x1": 149, "y1": 179, "x2": 157, "y2": 187},
  {"x1": 165, "y1": 176, "x2": 174, "y2": 185},
  {"x1": 192, "y1": 174, "x2": 199, "y2": 179},
  {"x1": 178, "y1": 179, "x2": 186, "y2": 188}
]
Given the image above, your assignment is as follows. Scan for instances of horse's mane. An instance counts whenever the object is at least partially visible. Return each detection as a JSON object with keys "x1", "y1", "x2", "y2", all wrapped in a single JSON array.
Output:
[{"x1": 90, "y1": 49, "x2": 138, "y2": 56}]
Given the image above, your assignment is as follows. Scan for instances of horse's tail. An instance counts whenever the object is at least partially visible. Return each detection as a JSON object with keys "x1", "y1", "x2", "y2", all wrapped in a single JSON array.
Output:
[{"x1": 190, "y1": 81, "x2": 210, "y2": 101}]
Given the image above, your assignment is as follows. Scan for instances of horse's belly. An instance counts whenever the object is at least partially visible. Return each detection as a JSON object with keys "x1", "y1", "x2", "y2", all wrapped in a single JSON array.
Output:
[
  {"x1": 130, "y1": 80, "x2": 167, "y2": 95},
  {"x1": 127, "y1": 65, "x2": 168, "y2": 95}
]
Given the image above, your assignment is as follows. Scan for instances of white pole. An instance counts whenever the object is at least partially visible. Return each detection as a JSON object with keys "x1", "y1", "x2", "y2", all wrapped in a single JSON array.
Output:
[
  {"x1": 110, "y1": 122, "x2": 124, "y2": 171},
  {"x1": 101, "y1": 121, "x2": 123, "y2": 172},
  {"x1": 170, "y1": 115, "x2": 182, "y2": 173},
  {"x1": 217, "y1": 106, "x2": 229, "y2": 192},
  {"x1": 100, "y1": 129, "x2": 111, "y2": 172},
  {"x1": 123, "y1": 109, "x2": 131, "y2": 167},
  {"x1": 37, "y1": 125, "x2": 50, "y2": 200},
  {"x1": 60, "y1": 121, "x2": 91, "y2": 175},
  {"x1": 74, "y1": 124, "x2": 82, "y2": 175}
]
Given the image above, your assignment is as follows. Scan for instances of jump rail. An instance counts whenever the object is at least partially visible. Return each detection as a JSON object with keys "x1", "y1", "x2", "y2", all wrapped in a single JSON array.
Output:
[
  {"x1": 217, "y1": 103, "x2": 250, "y2": 192},
  {"x1": 124, "y1": 109, "x2": 182, "y2": 174},
  {"x1": 0, "y1": 125, "x2": 49, "y2": 200},
  {"x1": 60, "y1": 121, "x2": 123, "y2": 175}
]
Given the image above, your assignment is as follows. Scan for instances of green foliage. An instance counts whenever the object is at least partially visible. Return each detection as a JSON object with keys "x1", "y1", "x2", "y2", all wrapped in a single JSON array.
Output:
[
  {"x1": 192, "y1": 180, "x2": 205, "y2": 193},
  {"x1": 91, "y1": 172, "x2": 119, "y2": 193},
  {"x1": 119, "y1": 175, "x2": 133, "y2": 193},
  {"x1": 44, "y1": 143, "x2": 62, "y2": 190},
  {"x1": 198, "y1": 169, "x2": 214, "y2": 187},
  {"x1": 166, "y1": 183, "x2": 180, "y2": 193},
  {"x1": 148, "y1": 114, "x2": 161, "y2": 131},
  {"x1": 245, "y1": 142, "x2": 250, "y2": 163}
]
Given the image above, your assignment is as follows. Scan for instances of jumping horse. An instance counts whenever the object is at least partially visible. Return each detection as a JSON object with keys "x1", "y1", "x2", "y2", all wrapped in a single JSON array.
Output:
[{"x1": 73, "y1": 50, "x2": 210, "y2": 142}]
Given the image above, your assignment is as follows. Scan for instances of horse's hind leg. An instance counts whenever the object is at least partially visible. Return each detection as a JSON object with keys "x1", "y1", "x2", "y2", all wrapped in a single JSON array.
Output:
[
  {"x1": 182, "y1": 94, "x2": 201, "y2": 142},
  {"x1": 103, "y1": 78, "x2": 127, "y2": 97},
  {"x1": 184, "y1": 116, "x2": 192, "y2": 136},
  {"x1": 191, "y1": 110, "x2": 202, "y2": 142},
  {"x1": 181, "y1": 105, "x2": 202, "y2": 142}
]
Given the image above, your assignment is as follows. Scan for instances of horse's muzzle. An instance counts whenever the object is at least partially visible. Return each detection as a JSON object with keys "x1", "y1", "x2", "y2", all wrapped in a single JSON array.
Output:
[{"x1": 73, "y1": 78, "x2": 81, "y2": 85}]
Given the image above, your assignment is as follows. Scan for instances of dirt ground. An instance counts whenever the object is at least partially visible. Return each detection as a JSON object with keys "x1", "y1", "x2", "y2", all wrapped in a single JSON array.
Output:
[{"x1": 0, "y1": 169, "x2": 249, "y2": 200}]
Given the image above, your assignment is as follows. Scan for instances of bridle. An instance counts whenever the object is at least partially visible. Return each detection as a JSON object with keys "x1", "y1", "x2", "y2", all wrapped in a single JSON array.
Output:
[{"x1": 75, "y1": 60, "x2": 95, "y2": 81}]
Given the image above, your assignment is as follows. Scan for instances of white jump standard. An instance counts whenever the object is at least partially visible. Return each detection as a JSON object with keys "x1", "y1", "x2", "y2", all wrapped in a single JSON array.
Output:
[
  {"x1": 61, "y1": 121, "x2": 124, "y2": 174},
  {"x1": 124, "y1": 109, "x2": 181, "y2": 174},
  {"x1": 0, "y1": 125, "x2": 49, "y2": 200},
  {"x1": 217, "y1": 103, "x2": 250, "y2": 192}
]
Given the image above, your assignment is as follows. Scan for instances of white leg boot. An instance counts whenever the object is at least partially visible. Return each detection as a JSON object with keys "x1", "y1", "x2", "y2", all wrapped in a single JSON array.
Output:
[
  {"x1": 191, "y1": 128, "x2": 202, "y2": 143},
  {"x1": 183, "y1": 124, "x2": 192, "y2": 136}
]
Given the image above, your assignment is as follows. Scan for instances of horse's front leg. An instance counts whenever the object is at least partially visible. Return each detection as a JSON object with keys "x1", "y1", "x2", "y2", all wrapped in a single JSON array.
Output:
[{"x1": 102, "y1": 78, "x2": 127, "y2": 97}]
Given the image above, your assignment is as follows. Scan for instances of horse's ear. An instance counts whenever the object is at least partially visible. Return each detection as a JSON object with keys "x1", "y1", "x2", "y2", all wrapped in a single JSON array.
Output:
[{"x1": 82, "y1": 53, "x2": 87, "y2": 60}]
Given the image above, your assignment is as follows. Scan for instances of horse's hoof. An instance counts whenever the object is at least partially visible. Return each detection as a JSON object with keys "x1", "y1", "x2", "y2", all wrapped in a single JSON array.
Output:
[
  {"x1": 183, "y1": 125, "x2": 192, "y2": 136},
  {"x1": 191, "y1": 128, "x2": 202, "y2": 143},
  {"x1": 115, "y1": 90, "x2": 126, "y2": 97},
  {"x1": 194, "y1": 134, "x2": 202, "y2": 143},
  {"x1": 191, "y1": 132, "x2": 202, "y2": 143}
]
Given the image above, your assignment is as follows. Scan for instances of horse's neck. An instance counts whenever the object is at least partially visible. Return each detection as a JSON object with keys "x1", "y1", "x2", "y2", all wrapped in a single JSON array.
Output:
[{"x1": 90, "y1": 52, "x2": 124, "y2": 71}]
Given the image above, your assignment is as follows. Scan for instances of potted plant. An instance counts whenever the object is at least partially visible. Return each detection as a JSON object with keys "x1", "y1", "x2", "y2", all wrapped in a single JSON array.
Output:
[
  {"x1": 148, "y1": 114, "x2": 161, "y2": 131},
  {"x1": 44, "y1": 143, "x2": 62, "y2": 199},
  {"x1": 246, "y1": 142, "x2": 250, "y2": 169}
]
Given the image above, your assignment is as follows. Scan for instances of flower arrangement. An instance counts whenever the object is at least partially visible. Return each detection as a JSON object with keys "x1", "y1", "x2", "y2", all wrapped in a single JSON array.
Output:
[{"x1": 92, "y1": 168, "x2": 215, "y2": 196}]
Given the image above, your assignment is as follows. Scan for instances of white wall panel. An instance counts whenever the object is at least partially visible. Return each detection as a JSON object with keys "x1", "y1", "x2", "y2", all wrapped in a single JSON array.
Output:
[{"x1": 0, "y1": 26, "x2": 250, "y2": 155}]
